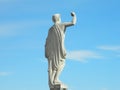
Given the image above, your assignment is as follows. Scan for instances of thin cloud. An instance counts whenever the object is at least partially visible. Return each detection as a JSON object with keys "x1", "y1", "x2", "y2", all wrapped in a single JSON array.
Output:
[
  {"x1": 0, "y1": 24, "x2": 18, "y2": 37},
  {"x1": 101, "y1": 88, "x2": 108, "y2": 90},
  {"x1": 67, "y1": 50, "x2": 102, "y2": 62},
  {"x1": 97, "y1": 45, "x2": 120, "y2": 58},
  {"x1": 0, "y1": 0, "x2": 17, "y2": 2},
  {"x1": 39, "y1": 57, "x2": 47, "y2": 63},
  {"x1": 98, "y1": 46, "x2": 120, "y2": 51},
  {"x1": 0, "y1": 72, "x2": 12, "y2": 76},
  {"x1": 0, "y1": 20, "x2": 49, "y2": 37},
  {"x1": 117, "y1": 54, "x2": 120, "y2": 57},
  {"x1": 0, "y1": 0, "x2": 16, "y2": 4},
  {"x1": 0, "y1": 0, "x2": 14, "y2": 1}
]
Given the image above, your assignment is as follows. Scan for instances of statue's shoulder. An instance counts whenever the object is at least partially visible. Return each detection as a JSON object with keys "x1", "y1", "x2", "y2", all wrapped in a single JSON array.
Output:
[
  {"x1": 49, "y1": 24, "x2": 65, "y2": 31},
  {"x1": 49, "y1": 25, "x2": 54, "y2": 30},
  {"x1": 59, "y1": 23, "x2": 66, "y2": 29},
  {"x1": 48, "y1": 25, "x2": 55, "y2": 34}
]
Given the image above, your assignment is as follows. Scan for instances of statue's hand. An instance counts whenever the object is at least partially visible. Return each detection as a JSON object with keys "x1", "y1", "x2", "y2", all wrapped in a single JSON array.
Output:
[{"x1": 71, "y1": 12, "x2": 76, "y2": 17}]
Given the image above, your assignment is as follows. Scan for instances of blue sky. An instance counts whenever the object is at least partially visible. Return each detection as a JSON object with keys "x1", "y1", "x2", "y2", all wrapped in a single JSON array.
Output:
[{"x1": 0, "y1": 0, "x2": 120, "y2": 90}]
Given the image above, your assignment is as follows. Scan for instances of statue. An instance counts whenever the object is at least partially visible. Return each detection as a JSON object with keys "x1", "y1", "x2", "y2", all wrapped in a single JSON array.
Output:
[{"x1": 45, "y1": 12, "x2": 77, "y2": 89}]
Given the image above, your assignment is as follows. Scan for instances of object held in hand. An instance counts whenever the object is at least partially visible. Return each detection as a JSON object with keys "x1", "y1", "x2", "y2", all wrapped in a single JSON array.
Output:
[{"x1": 71, "y1": 12, "x2": 75, "y2": 16}]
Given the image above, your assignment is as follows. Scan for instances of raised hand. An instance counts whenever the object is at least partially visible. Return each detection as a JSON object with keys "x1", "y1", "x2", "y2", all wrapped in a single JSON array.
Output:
[{"x1": 71, "y1": 12, "x2": 76, "y2": 17}]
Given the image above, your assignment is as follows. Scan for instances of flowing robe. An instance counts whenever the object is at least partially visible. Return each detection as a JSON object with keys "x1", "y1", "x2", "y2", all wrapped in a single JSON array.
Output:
[{"x1": 45, "y1": 24, "x2": 66, "y2": 70}]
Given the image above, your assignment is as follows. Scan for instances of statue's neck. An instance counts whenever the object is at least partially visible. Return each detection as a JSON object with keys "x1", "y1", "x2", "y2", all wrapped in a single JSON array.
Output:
[{"x1": 54, "y1": 21, "x2": 61, "y2": 24}]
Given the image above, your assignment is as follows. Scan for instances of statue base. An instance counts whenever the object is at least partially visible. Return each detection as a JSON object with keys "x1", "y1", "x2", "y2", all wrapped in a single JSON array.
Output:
[{"x1": 50, "y1": 84, "x2": 67, "y2": 90}]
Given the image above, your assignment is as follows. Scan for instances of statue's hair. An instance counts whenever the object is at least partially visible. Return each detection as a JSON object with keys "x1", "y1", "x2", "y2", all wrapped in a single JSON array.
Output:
[{"x1": 52, "y1": 14, "x2": 60, "y2": 23}]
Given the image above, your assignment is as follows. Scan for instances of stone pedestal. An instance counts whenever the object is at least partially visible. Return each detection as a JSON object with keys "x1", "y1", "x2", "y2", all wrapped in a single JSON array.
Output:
[{"x1": 50, "y1": 84, "x2": 67, "y2": 90}]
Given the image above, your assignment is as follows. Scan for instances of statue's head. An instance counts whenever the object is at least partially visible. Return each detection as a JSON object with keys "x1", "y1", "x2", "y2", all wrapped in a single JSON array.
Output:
[{"x1": 52, "y1": 14, "x2": 61, "y2": 24}]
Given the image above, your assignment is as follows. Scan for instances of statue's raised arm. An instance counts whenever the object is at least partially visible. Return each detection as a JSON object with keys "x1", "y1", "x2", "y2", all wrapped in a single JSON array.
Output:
[{"x1": 63, "y1": 12, "x2": 77, "y2": 27}]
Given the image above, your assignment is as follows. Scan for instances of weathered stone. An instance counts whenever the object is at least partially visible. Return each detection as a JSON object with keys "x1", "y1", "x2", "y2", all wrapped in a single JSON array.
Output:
[{"x1": 50, "y1": 84, "x2": 67, "y2": 90}]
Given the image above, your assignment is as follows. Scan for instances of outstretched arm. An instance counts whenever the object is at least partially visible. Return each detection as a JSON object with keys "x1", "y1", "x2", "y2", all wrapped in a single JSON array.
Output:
[{"x1": 63, "y1": 12, "x2": 77, "y2": 27}]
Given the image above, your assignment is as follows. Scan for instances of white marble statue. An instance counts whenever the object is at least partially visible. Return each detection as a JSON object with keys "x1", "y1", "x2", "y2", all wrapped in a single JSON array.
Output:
[{"x1": 45, "y1": 12, "x2": 77, "y2": 88}]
